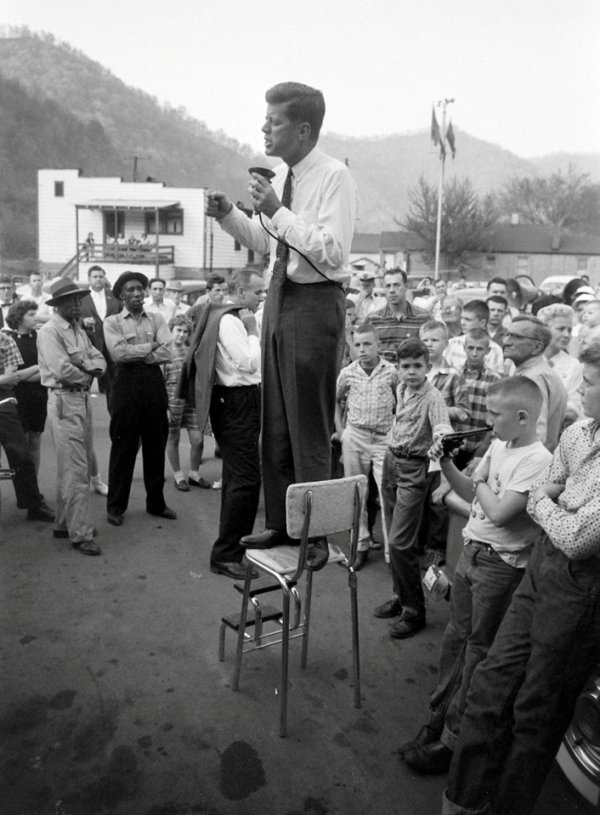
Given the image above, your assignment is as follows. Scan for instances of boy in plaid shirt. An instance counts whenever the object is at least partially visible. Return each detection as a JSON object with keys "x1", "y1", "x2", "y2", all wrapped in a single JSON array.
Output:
[{"x1": 335, "y1": 324, "x2": 399, "y2": 568}]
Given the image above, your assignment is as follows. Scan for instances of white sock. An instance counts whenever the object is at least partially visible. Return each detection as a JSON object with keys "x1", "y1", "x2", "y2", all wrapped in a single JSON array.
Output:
[
  {"x1": 173, "y1": 470, "x2": 184, "y2": 481},
  {"x1": 189, "y1": 470, "x2": 200, "y2": 480}
]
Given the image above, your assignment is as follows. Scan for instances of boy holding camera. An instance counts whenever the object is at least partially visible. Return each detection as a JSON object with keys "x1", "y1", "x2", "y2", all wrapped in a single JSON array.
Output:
[{"x1": 399, "y1": 376, "x2": 551, "y2": 773}]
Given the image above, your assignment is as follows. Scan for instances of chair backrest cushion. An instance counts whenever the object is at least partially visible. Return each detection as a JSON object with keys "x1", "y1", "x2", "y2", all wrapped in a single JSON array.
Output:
[{"x1": 286, "y1": 475, "x2": 368, "y2": 539}]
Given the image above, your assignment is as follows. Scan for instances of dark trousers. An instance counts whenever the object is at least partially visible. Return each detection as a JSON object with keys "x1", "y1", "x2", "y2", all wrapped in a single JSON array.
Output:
[
  {"x1": 443, "y1": 538, "x2": 600, "y2": 815},
  {"x1": 0, "y1": 403, "x2": 42, "y2": 509},
  {"x1": 382, "y1": 450, "x2": 429, "y2": 617},
  {"x1": 209, "y1": 384, "x2": 261, "y2": 564},
  {"x1": 107, "y1": 365, "x2": 168, "y2": 515},
  {"x1": 261, "y1": 279, "x2": 344, "y2": 531}
]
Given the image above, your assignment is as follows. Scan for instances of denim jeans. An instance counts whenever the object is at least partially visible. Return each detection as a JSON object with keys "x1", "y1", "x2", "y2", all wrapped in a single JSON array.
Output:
[
  {"x1": 382, "y1": 450, "x2": 429, "y2": 617},
  {"x1": 442, "y1": 537, "x2": 600, "y2": 815},
  {"x1": 423, "y1": 541, "x2": 524, "y2": 749}
]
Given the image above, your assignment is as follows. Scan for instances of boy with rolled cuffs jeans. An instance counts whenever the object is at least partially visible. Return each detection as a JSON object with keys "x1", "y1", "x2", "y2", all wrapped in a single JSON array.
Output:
[
  {"x1": 375, "y1": 339, "x2": 453, "y2": 638},
  {"x1": 441, "y1": 343, "x2": 600, "y2": 815},
  {"x1": 335, "y1": 324, "x2": 399, "y2": 569},
  {"x1": 399, "y1": 376, "x2": 551, "y2": 775}
]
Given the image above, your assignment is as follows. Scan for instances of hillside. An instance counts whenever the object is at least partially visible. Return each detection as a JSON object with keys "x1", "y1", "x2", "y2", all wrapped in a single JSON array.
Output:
[{"x1": 1, "y1": 30, "x2": 599, "y2": 259}]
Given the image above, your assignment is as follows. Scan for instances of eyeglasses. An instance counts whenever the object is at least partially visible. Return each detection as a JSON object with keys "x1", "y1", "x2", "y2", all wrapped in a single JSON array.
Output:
[
  {"x1": 0, "y1": 285, "x2": 12, "y2": 290},
  {"x1": 441, "y1": 306, "x2": 460, "y2": 313},
  {"x1": 503, "y1": 331, "x2": 537, "y2": 342}
]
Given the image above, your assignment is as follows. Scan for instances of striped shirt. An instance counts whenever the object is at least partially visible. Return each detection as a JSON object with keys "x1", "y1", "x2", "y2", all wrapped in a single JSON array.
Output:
[
  {"x1": 336, "y1": 358, "x2": 399, "y2": 435},
  {"x1": 0, "y1": 331, "x2": 24, "y2": 401},
  {"x1": 389, "y1": 380, "x2": 452, "y2": 457},
  {"x1": 428, "y1": 360, "x2": 471, "y2": 422},
  {"x1": 365, "y1": 302, "x2": 429, "y2": 364}
]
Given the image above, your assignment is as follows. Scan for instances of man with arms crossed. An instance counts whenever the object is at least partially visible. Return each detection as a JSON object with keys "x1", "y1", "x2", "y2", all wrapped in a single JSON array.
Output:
[{"x1": 207, "y1": 82, "x2": 356, "y2": 568}]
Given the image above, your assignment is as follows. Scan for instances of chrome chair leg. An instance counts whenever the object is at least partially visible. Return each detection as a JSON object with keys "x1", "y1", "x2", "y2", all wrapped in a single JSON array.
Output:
[
  {"x1": 300, "y1": 570, "x2": 314, "y2": 670},
  {"x1": 279, "y1": 586, "x2": 291, "y2": 738}
]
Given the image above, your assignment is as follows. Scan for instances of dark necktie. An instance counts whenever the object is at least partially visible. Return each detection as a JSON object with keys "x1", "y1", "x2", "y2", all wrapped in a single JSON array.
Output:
[{"x1": 271, "y1": 167, "x2": 293, "y2": 282}]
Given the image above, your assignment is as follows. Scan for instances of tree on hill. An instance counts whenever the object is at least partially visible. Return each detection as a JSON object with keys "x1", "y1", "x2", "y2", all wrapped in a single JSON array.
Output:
[
  {"x1": 400, "y1": 175, "x2": 498, "y2": 267},
  {"x1": 499, "y1": 165, "x2": 600, "y2": 234}
]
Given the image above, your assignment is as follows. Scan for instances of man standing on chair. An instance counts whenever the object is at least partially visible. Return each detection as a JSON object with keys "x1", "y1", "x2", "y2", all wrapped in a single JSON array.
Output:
[{"x1": 206, "y1": 82, "x2": 357, "y2": 568}]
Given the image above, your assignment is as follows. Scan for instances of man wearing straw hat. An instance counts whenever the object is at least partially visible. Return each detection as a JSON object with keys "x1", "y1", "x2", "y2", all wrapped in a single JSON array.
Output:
[{"x1": 37, "y1": 278, "x2": 106, "y2": 556}]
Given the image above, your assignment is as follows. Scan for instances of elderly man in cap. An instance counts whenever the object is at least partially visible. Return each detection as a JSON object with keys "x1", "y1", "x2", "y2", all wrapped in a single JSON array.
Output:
[
  {"x1": 103, "y1": 271, "x2": 175, "y2": 526},
  {"x1": 537, "y1": 303, "x2": 583, "y2": 422},
  {"x1": 503, "y1": 315, "x2": 567, "y2": 452},
  {"x1": 37, "y1": 278, "x2": 106, "y2": 555},
  {"x1": 352, "y1": 271, "x2": 385, "y2": 321}
]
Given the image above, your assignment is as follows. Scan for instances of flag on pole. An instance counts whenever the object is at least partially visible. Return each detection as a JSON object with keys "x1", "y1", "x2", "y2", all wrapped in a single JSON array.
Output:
[
  {"x1": 446, "y1": 121, "x2": 456, "y2": 158},
  {"x1": 431, "y1": 107, "x2": 445, "y2": 158}
]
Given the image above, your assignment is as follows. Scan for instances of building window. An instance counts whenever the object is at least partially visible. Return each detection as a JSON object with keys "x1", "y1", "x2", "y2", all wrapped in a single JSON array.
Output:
[
  {"x1": 486, "y1": 254, "x2": 496, "y2": 267},
  {"x1": 145, "y1": 209, "x2": 184, "y2": 235},
  {"x1": 516, "y1": 255, "x2": 529, "y2": 273},
  {"x1": 577, "y1": 256, "x2": 589, "y2": 273},
  {"x1": 234, "y1": 240, "x2": 241, "y2": 251},
  {"x1": 54, "y1": 181, "x2": 64, "y2": 197}
]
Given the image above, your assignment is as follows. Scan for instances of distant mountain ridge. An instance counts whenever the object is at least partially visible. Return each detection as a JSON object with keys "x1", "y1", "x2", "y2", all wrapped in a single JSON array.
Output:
[{"x1": 0, "y1": 29, "x2": 598, "y2": 258}]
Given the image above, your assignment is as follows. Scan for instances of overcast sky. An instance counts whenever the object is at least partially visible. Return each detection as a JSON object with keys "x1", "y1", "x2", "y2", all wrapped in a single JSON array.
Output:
[{"x1": 3, "y1": 0, "x2": 599, "y2": 158}]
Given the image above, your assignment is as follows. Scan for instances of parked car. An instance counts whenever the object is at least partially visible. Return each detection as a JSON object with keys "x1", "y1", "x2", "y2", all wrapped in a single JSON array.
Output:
[
  {"x1": 557, "y1": 666, "x2": 600, "y2": 807},
  {"x1": 539, "y1": 275, "x2": 577, "y2": 296}
]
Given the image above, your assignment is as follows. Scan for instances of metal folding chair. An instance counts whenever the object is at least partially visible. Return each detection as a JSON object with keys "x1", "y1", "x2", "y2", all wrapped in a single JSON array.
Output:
[{"x1": 219, "y1": 474, "x2": 367, "y2": 737}]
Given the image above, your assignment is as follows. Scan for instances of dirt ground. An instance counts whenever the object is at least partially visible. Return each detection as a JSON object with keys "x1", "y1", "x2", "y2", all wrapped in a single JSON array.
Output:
[{"x1": 1, "y1": 396, "x2": 594, "y2": 815}]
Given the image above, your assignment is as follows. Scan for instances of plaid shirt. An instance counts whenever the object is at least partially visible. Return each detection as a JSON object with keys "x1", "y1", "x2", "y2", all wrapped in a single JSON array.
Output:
[
  {"x1": 428, "y1": 358, "x2": 471, "y2": 422},
  {"x1": 365, "y1": 302, "x2": 429, "y2": 364},
  {"x1": 456, "y1": 364, "x2": 503, "y2": 452},
  {"x1": 337, "y1": 357, "x2": 399, "y2": 434},
  {"x1": 0, "y1": 331, "x2": 24, "y2": 401},
  {"x1": 389, "y1": 379, "x2": 452, "y2": 457}
]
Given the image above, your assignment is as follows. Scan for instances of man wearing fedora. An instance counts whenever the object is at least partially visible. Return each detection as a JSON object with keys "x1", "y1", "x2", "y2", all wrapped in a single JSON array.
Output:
[
  {"x1": 103, "y1": 271, "x2": 176, "y2": 526},
  {"x1": 37, "y1": 278, "x2": 107, "y2": 555},
  {"x1": 165, "y1": 280, "x2": 190, "y2": 316}
]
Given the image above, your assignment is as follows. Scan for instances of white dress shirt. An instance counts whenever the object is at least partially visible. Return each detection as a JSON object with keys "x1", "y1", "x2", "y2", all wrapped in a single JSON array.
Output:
[
  {"x1": 219, "y1": 146, "x2": 357, "y2": 286},
  {"x1": 215, "y1": 313, "x2": 261, "y2": 388}
]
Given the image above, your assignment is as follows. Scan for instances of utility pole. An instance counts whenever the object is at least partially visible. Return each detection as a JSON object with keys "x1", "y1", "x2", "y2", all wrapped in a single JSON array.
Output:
[
  {"x1": 127, "y1": 155, "x2": 150, "y2": 183},
  {"x1": 434, "y1": 98, "x2": 454, "y2": 280}
]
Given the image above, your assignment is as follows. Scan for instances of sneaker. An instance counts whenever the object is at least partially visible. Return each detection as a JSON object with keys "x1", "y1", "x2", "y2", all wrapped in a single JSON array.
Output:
[{"x1": 91, "y1": 475, "x2": 109, "y2": 496}]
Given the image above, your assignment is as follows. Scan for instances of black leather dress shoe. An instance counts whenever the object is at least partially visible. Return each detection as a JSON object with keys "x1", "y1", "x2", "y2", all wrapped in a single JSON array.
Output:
[
  {"x1": 188, "y1": 477, "x2": 212, "y2": 489},
  {"x1": 353, "y1": 550, "x2": 369, "y2": 571},
  {"x1": 305, "y1": 537, "x2": 329, "y2": 571},
  {"x1": 210, "y1": 561, "x2": 258, "y2": 580},
  {"x1": 27, "y1": 504, "x2": 55, "y2": 522},
  {"x1": 389, "y1": 615, "x2": 426, "y2": 639},
  {"x1": 147, "y1": 507, "x2": 177, "y2": 520},
  {"x1": 240, "y1": 529, "x2": 291, "y2": 548},
  {"x1": 398, "y1": 724, "x2": 440, "y2": 756},
  {"x1": 374, "y1": 598, "x2": 402, "y2": 618},
  {"x1": 107, "y1": 513, "x2": 124, "y2": 526},
  {"x1": 404, "y1": 741, "x2": 453, "y2": 774}
]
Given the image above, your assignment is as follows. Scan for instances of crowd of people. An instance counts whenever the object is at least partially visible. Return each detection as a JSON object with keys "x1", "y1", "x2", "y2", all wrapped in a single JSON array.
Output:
[{"x1": 2, "y1": 80, "x2": 600, "y2": 815}]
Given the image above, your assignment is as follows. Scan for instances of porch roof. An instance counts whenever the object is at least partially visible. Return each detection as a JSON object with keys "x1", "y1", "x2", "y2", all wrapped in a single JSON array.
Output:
[{"x1": 75, "y1": 199, "x2": 180, "y2": 210}]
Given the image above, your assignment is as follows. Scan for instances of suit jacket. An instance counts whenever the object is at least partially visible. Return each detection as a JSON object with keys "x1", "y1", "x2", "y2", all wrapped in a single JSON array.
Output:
[{"x1": 79, "y1": 290, "x2": 120, "y2": 351}]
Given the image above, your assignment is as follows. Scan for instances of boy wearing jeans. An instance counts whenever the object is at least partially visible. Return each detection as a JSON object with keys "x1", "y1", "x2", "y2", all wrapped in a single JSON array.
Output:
[
  {"x1": 399, "y1": 377, "x2": 551, "y2": 774},
  {"x1": 375, "y1": 339, "x2": 452, "y2": 638},
  {"x1": 335, "y1": 324, "x2": 399, "y2": 569}
]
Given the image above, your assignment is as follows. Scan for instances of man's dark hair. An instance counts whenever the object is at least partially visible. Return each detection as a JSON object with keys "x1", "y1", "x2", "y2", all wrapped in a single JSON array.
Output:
[
  {"x1": 531, "y1": 293, "x2": 563, "y2": 315},
  {"x1": 265, "y1": 82, "x2": 325, "y2": 138},
  {"x1": 228, "y1": 269, "x2": 260, "y2": 294},
  {"x1": 464, "y1": 300, "x2": 490, "y2": 322},
  {"x1": 149, "y1": 278, "x2": 166, "y2": 287},
  {"x1": 580, "y1": 343, "x2": 600, "y2": 369},
  {"x1": 486, "y1": 277, "x2": 508, "y2": 291},
  {"x1": 88, "y1": 265, "x2": 105, "y2": 277},
  {"x1": 6, "y1": 299, "x2": 37, "y2": 330},
  {"x1": 206, "y1": 273, "x2": 226, "y2": 291},
  {"x1": 383, "y1": 267, "x2": 408, "y2": 285},
  {"x1": 397, "y1": 338, "x2": 429, "y2": 364},
  {"x1": 0, "y1": 275, "x2": 12, "y2": 287},
  {"x1": 465, "y1": 327, "x2": 491, "y2": 343},
  {"x1": 486, "y1": 295, "x2": 509, "y2": 309}
]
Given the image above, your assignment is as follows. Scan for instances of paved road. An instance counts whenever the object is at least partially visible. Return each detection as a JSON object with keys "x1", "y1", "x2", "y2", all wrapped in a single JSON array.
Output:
[{"x1": 1, "y1": 395, "x2": 595, "y2": 815}]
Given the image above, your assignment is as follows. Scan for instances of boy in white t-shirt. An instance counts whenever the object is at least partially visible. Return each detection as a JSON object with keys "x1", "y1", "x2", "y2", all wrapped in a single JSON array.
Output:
[{"x1": 398, "y1": 376, "x2": 552, "y2": 774}]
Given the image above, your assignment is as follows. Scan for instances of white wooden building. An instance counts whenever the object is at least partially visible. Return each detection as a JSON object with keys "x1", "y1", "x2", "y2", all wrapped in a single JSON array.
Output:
[{"x1": 38, "y1": 169, "x2": 261, "y2": 284}]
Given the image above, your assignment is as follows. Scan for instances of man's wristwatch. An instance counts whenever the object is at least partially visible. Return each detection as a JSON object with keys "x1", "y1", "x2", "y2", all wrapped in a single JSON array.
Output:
[{"x1": 472, "y1": 477, "x2": 486, "y2": 490}]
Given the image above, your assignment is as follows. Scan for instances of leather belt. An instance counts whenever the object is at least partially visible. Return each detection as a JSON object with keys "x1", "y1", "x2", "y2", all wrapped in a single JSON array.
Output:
[{"x1": 49, "y1": 387, "x2": 90, "y2": 392}]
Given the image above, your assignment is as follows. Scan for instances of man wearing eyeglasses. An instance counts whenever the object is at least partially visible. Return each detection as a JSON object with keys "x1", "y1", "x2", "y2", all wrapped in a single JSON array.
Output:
[
  {"x1": 0, "y1": 276, "x2": 17, "y2": 329},
  {"x1": 503, "y1": 315, "x2": 567, "y2": 452}
]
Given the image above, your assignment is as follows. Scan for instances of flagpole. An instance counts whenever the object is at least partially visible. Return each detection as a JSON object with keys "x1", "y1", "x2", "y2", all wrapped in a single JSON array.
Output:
[{"x1": 434, "y1": 98, "x2": 454, "y2": 281}]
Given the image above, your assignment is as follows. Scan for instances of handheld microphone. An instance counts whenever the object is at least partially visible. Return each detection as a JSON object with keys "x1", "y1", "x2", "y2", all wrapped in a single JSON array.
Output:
[{"x1": 248, "y1": 166, "x2": 275, "y2": 181}]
